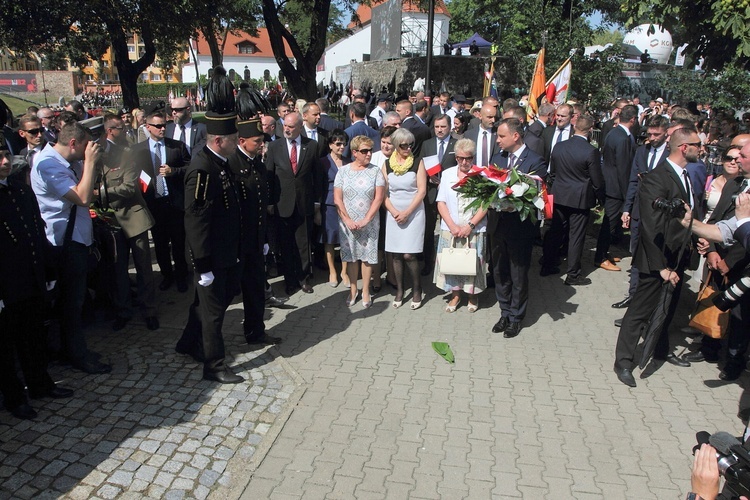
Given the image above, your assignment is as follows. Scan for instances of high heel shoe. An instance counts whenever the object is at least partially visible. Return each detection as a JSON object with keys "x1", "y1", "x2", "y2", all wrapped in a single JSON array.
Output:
[
  {"x1": 410, "y1": 297, "x2": 423, "y2": 310},
  {"x1": 467, "y1": 301, "x2": 478, "y2": 313},
  {"x1": 346, "y1": 291, "x2": 360, "y2": 307},
  {"x1": 445, "y1": 296, "x2": 460, "y2": 313},
  {"x1": 392, "y1": 296, "x2": 404, "y2": 308},
  {"x1": 362, "y1": 297, "x2": 373, "y2": 309}
]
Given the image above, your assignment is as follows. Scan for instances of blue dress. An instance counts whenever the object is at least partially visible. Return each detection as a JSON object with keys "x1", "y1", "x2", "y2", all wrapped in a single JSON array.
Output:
[{"x1": 319, "y1": 154, "x2": 347, "y2": 244}]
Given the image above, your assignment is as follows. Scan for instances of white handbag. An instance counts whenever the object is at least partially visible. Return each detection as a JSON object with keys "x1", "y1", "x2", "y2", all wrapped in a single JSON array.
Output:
[{"x1": 439, "y1": 237, "x2": 477, "y2": 276}]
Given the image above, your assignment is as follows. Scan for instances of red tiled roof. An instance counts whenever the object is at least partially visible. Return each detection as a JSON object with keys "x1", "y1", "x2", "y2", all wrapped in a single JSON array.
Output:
[
  {"x1": 347, "y1": 0, "x2": 451, "y2": 29},
  {"x1": 194, "y1": 29, "x2": 293, "y2": 58}
]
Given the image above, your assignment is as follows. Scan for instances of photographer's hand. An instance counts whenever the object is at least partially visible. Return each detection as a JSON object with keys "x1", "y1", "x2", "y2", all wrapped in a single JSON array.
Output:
[
  {"x1": 679, "y1": 203, "x2": 693, "y2": 228},
  {"x1": 691, "y1": 443, "x2": 720, "y2": 500},
  {"x1": 736, "y1": 193, "x2": 750, "y2": 220},
  {"x1": 660, "y1": 268, "x2": 680, "y2": 286}
]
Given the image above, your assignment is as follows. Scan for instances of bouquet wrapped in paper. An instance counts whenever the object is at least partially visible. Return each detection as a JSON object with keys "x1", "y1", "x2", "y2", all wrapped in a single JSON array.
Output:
[{"x1": 452, "y1": 164, "x2": 549, "y2": 223}]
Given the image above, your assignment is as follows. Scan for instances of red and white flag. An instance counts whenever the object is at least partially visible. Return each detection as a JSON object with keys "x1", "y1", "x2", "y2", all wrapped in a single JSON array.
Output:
[
  {"x1": 423, "y1": 155, "x2": 441, "y2": 176},
  {"x1": 139, "y1": 171, "x2": 151, "y2": 193},
  {"x1": 545, "y1": 58, "x2": 572, "y2": 106}
]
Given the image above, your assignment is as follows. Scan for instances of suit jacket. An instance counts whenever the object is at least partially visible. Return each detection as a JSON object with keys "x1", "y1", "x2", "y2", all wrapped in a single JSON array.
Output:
[
  {"x1": 130, "y1": 137, "x2": 191, "y2": 211},
  {"x1": 733, "y1": 221, "x2": 750, "y2": 253},
  {"x1": 184, "y1": 146, "x2": 242, "y2": 273},
  {"x1": 549, "y1": 135, "x2": 604, "y2": 210},
  {"x1": 401, "y1": 115, "x2": 431, "y2": 157},
  {"x1": 524, "y1": 119, "x2": 545, "y2": 157},
  {"x1": 3, "y1": 125, "x2": 24, "y2": 155},
  {"x1": 100, "y1": 143, "x2": 155, "y2": 239},
  {"x1": 633, "y1": 161, "x2": 694, "y2": 274},
  {"x1": 686, "y1": 161, "x2": 707, "y2": 221},
  {"x1": 541, "y1": 124, "x2": 572, "y2": 163},
  {"x1": 302, "y1": 127, "x2": 329, "y2": 158},
  {"x1": 599, "y1": 118, "x2": 616, "y2": 150},
  {"x1": 344, "y1": 114, "x2": 379, "y2": 130},
  {"x1": 165, "y1": 121, "x2": 207, "y2": 156},
  {"x1": 601, "y1": 125, "x2": 636, "y2": 200},
  {"x1": 318, "y1": 113, "x2": 343, "y2": 133},
  {"x1": 624, "y1": 144, "x2": 669, "y2": 218},
  {"x1": 465, "y1": 126, "x2": 499, "y2": 165},
  {"x1": 487, "y1": 147, "x2": 548, "y2": 239},
  {"x1": 343, "y1": 121, "x2": 380, "y2": 157},
  {"x1": 706, "y1": 176, "x2": 750, "y2": 279},
  {"x1": 420, "y1": 136, "x2": 457, "y2": 204},
  {"x1": 265, "y1": 136, "x2": 323, "y2": 219}
]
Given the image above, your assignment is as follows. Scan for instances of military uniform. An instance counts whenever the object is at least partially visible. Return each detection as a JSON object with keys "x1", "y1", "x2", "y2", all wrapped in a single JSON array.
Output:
[{"x1": 177, "y1": 145, "x2": 242, "y2": 375}]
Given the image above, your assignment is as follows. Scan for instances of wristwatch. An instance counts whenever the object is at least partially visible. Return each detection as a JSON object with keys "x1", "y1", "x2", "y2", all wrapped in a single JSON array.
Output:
[
  {"x1": 468, "y1": 222, "x2": 476, "y2": 230},
  {"x1": 686, "y1": 493, "x2": 701, "y2": 500}
]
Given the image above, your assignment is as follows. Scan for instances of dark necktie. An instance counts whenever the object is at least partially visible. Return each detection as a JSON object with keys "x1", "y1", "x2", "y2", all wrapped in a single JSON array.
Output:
[
  {"x1": 648, "y1": 149, "x2": 657, "y2": 171},
  {"x1": 481, "y1": 131, "x2": 488, "y2": 166},
  {"x1": 179, "y1": 125, "x2": 186, "y2": 145},
  {"x1": 438, "y1": 140, "x2": 444, "y2": 163},
  {"x1": 556, "y1": 127, "x2": 564, "y2": 144},
  {"x1": 290, "y1": 140, "x2": 298, "y2": 174},
  {"x1": 682, "y1": 170, "x2": 692, "y2": 208},
  {"x1": 26, "y1": 149, "x2": 37, "y2": 169}
]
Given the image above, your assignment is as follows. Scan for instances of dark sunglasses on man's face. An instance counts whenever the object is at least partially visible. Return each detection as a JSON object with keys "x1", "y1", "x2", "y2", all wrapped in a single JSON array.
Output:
[
  {"x1": 148, "y1": 123, "x2": 166, "y2": 129},
  {"x1": 171, "y1": 107, "x2": 188, "y2": 112},
  {"x1": 23, "y1": 128, "x2": 42, "y2": 135}
]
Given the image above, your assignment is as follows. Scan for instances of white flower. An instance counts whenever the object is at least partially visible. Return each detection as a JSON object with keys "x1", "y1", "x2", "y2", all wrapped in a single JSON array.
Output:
[
  {"x1": 510, "y1": 182, "x2": 529, "y2": 197},
  {"x1": 532, "y1": 196, "x2": 545, "y2": 210},
  {"x1": 497, "y1": 189, "x2": 507, "y2": 200}
]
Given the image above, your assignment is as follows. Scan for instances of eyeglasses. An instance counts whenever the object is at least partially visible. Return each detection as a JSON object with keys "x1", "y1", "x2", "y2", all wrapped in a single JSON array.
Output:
[
  {"x1": 724, "y1": 156, "x2": 740, "y2": 163},
  {"x1": 147, "y1": 123, "x2": 166, "y2": 129},
  {"x1": 456, "y1": 156, "x2": 474, "y2": 162},
  {"x1": 171, "y1": 107, "x2": 188, "y2": 112},
  {"x1": 398, "y1": 143, "x2": 414, "y2": 150},
  {"x1": 357, "y1": 148, "x2": 373, "y2": 155},
  {"x1": 23, "y1": 128, "x2": 42, "y2": 135},
  {"x1": 109, "y1": 126, "x2": 124, "y2": 130}
]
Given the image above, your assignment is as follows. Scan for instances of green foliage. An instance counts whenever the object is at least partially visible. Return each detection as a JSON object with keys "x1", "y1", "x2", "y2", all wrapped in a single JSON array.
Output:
[
  {"x1": 591, "y1": 29, "x2": 624, "y2": 47},
  {"x1": 570, "y1": 44, "x2": 625, "y2": 112},
  {"x1": 655, "y1": 66, "x2": 750, "y2": 108}
]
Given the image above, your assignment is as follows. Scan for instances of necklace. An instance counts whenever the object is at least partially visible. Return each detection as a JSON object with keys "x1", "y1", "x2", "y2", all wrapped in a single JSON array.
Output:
[{"x1": 389, "y1": 151, "x2": 413, "y2": 176}]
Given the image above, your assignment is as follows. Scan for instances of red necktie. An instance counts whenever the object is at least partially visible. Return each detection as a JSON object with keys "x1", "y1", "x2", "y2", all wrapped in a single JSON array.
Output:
[{"x1": 291, "y1": 141, "x2": 298, "y2": 174}]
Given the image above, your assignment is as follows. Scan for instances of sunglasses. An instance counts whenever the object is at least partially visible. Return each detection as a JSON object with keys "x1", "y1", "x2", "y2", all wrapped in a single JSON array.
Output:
[
  {"x1": 23, "y1": 128, "x2": 42, "y2": 135},
  {"x1": 171, "y1": 107, "x2": 188, "y2": 112},
  {"x1": 398, "y1": 143, "x2": 414, "y2": 150},
  {"x1": 147, "y1": 123, "x2": 166, "y2": 129},
  {"x1": 109, "y1": 126, "x2": 124, "y2": 130},
  {"x1": 357, "y1": 148, "x2": 373, "y2": 155},
  {"x1": 456, "y1": 156, "x2": 474, "y2": 161},
  {"x1": 724, "y1": 156, "x2": 740, "y2": 162}
]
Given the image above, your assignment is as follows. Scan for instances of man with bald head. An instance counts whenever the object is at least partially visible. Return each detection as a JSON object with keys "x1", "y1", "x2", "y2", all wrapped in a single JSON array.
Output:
[
  {"x1": 261, "y1": 115, "x2": 277, "y2": 141},
  {"x1": 466, "y1": 103, "x2": 499, "y2": 166},
  {"x1": 167, "y1": 97, "x2": 207, "y2": 156},
  {"x1": 731, "y1": 134, "x2": 750, "y2": 148},
  {"x1": 541, "y1": 104, "x2": 574, "y2": 163}
]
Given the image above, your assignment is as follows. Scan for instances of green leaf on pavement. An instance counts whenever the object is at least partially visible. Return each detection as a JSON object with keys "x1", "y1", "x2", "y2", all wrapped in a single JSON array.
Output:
[{"x1": 432, "y1": 342, "x2": 455, "y2": 364}]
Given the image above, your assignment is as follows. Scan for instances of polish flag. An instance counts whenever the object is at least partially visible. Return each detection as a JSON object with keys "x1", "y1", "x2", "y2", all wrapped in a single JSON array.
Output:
[
  {"x1": 139, "y1": 171, "x2": 152, "y2": 193},
  {"x1": 545, "y1": 58, "x2": 572, "y2": 106},
  {"x1": 423, "y1": 155, "x2": 441, "y2": 176}
]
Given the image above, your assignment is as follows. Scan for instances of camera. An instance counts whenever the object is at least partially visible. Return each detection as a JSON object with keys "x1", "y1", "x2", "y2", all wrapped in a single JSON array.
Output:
[
  {"x1": 696, "y1": 431, "x2": 750, "y2": 499},
  {"x1": 652, "y1": 197, "x2": 687, "y2": 219},
  {"x1": 713, "y1": 274, "x2": 750, "y2": 311}
]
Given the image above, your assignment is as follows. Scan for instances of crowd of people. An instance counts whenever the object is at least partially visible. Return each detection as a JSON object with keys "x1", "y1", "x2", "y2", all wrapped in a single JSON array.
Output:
[{"x1": 1, "y1": 77, "x2": 749, "y2": 428}]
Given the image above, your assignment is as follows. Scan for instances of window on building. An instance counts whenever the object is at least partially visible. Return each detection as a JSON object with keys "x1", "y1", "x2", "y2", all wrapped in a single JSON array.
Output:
[
  {"x1": 166, "y1": 74, "x2": 174, "y2": 82},
  {"x1": 128, "y1": 46, "x2": 135, "y2": 53},
  {"x1": 237, "y1": 42, "x2": 257, "y2": 54},
  {"x1": 151, "y1": 73, "x2": 161, "y2": 82}
]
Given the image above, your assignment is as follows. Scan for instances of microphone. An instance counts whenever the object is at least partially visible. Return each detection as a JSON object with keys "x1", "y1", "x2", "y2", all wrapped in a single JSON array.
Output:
[{"x1": 711, "y1": 431, "x2": 743, "y2": 455}]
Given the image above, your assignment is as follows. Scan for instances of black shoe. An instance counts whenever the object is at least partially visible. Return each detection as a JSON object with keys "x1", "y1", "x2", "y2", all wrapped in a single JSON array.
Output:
[
  {"x1": 492, "y1": 317, "x2": 509, "y2": 333},
  {"x1": 112, "y1": 317, "x2": 130, "y2": 331},
  {"x1": 658, "y1": 353, "x2": 691, "y2": 367},
  {"x1": 203, "y1": 367, "x2": 244, "y2": 384},
  {"x1": 146, "y1": 316, "x2": 160, "y2": 331},
  {"x1": 72, "y1": 359, "x2": 112, "y2": 375},
  {"x1": 615, "y1": 367, "x2": 636, "y2": 387},
  {"x1": 720, "y1": 357, "x2": 746, "y2": 381},
  {"x1": 504, "y1": 322, "x2": 522, "y2": 338},
  {"x1": 175, "y1": 277, "x2": 188, "y2": 293},
  {"x1": 8, "y1": 403, "x2": 37, "y2": 420},
  {"x1": 30, "y1": 384, "x2": 74, "y2": 400},
  {"x1": 159, "y1": 277, "x2": 174, "y2": 291},
  {"x1": 564, "y1": 276, "x2": 592, "y2": 286},
  {"x1": 611, "y1": 296, "x2": 632, "y2": 309},
  {"x1": 245, "y1": 334, "x2": 283, "y2": 346},
  {"x1": 614, "y1": 318, "x2": 623, "y2": 328},
  {"x1": 682, "y1": 351, "x2": 708, "y2": 363},
  {"x1": 300, "y1": 282, "x2": 313, "y2": 294},
  {"x1": 539, "y1": 266, "x2": 560, "y2": 277}
]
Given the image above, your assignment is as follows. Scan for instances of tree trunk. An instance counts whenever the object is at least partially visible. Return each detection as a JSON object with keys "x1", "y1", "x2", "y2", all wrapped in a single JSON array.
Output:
[
  {"x1": 202, "y1": 21, "x2": 224, "y2": 68},
  {"x1": 110, "y1": 26, "x2": 156, "y2": 109}
]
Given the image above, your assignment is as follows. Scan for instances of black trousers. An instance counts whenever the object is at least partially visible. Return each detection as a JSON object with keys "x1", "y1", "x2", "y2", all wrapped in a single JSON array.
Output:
[
  {"x1": 177, "y1": 264, "x2": 240, "y2": 371},
  {"x1": 278, "y1": 210, "x2": 313, "y2": 287},
  {"x1": 595, "y1": 196, "x2": 624, "y2": 264},
  {"x1": 58, "y1": 241, "x2": 94, "y2": 364},
  {"x1": 543, "y1": 205, "x2": 590, "y2": 279},
  {"x1": 149, "y1": 198, "x2": 187, "y2": 279},
  {"x1": 614, "y1": 269, "x2": 685, "y2": 371},
  {"x1": 422, "y1": 198, "x2": 438, "y2": 270},
  {"x1": 241, "y1": 251, "x2": 266, "y2": 339},
  {"x1": 491, "y1": 233, "x2": 533, "y2": 323},
  {"x1": 627, "y1": 218, "x2": 642, "y2": 297},
  {"x1": 0, "y1": 296, "x2": 54, "y2": 408}
]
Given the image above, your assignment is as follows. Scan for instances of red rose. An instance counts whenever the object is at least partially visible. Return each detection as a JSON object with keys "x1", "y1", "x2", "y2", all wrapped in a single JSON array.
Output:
[{"x1": 505, "y1": 187, "x2": 513, "y2": 195}]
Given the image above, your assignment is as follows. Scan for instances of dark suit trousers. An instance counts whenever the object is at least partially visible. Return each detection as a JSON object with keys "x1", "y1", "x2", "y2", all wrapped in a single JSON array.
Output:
[
  {"x1": 112, "y1": 230, "x2": 156, "y2": 318},
  {"x1": 178, "y1": 264, "x2": 240, "y2": 370},
  {"x1": 595, "y1": 196, "x2": 624, "y2": 263},
  {"x1": 278, "y1": 209, "x2": 313, "y2": 286},
  {"x1": 58, "y1": 241, "x2": 93, "y2": 363},
  {"x1": 615, "y1": 270, "x2": 684, "y2": 370},
  {"x1": 0, "y1": 296, "x2": 54, "y2": 408},
  {"x1": 149, "y1": 197, "x2": 187, "y2": 279},
  {"x1": 422, "y1": 197, "x2": 438, "y2": 269},
  {"x1": 543, "y1": 205, "x2": 590, "y2": 278},
  {"x1": 627, "y1": 219, "x2": 642, "y2": 298},
  {"x1": 242, "y1": 251, "x2": 267, "y2": 339},
  {"x1": 491, "y1": 233, "x2": 533, "y2": 322}
]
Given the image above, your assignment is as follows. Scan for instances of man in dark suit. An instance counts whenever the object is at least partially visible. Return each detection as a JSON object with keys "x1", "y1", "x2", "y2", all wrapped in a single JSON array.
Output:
[
  {"x1": 266, "y1": 112, "x2": 323, "y2": 295},
  {"x1": 17, "y1": 114, "x2": 46, "y2": 182},
  {"x1": 541, "y1": 103, "x2": 574, "y2": 164},
  {"x1": 599, "y1": 98, "x2": 629, "y2": 151},
  {"x1": 541, "y1": 114, "x2": 604, "y2": 284},
  {"x1": 427, "y1": 92, "x2": 450, "y2": 127},
  {"x1": 614, "y1": 115, "x2": 670, "y2": 307},
  {"x1": 275, "y1": 102, "x2": 291, "y2": 139},
  {"x1": 465, "y1": 103, "x2": 500, "y2": 166},
  {"x1": 344, "y1": 102, "x2": 379, "y2": 157},
  {"x1": 316, "y1": 98, "x2": 343, "y2": 133},
  {"x1": 0, "y1": 99, "x2": 23, "y2": 155},
  {"x1": 525, "y1": 103, "x2": 555, "y2": 157},
  {"x1": 344, "y1": 92, "x2": 379, "y2": 130},
  {"x1": 613, "y1": 128, "x2": 702, "y2": 387},
  {"x1": 37, "y1": 107, "x2": 58, "y2": 145},
  {"x1": 419, "y1": 114, "x2": 457, "y2": 276},
  {"x1": 166, "y1": 97, "x2": 207, "y2": 157},
  {"x1": 400, "y1": 99, "x2": 431, "y2": 156},
  {"x1": 488, "y1": 118, "x2": 548, "y2": 338},
  {"x1": 98, "y1": 114, "x2": 159, "y2": 332},
  {"x1": 594, "y1": 104, "x2": 638, "y2": 271},
  {"x1": 301, "y1": 101, "x2": 329, "y2": 158},
  {"x1": 130, "y1": 108, "x2": 191, "y2": 292}
]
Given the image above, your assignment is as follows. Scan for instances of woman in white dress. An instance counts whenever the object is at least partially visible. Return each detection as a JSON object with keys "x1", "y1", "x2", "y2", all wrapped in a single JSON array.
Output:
[
  {"x1": 382, "y1": 128, "x2": 427, "y2": 309},
  {"x1": 370, "y1": 126, "x2": 398, "y2": 291}
]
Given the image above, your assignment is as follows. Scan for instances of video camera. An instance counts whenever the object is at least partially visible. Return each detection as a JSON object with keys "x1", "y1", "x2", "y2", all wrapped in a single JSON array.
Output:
[
  {"x1": 696, "y1": 431, "x2": 750, "y2": 499},
  {"x1": 652, "y1": 197, "x2": 687, "y2": 219}
]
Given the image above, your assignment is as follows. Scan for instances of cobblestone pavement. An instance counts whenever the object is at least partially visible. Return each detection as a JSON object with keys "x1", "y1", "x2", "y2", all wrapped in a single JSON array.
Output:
[{"x1": 1, "y1": 238, "x2": 747, "y2": 499}]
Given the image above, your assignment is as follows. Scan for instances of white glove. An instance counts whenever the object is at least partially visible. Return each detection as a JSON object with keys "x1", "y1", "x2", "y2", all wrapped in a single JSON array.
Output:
[
  {"x1": 0, "y1": 300, "x2": 4, "y2": 314},
  {"x1": 198, "y1": 272, "x2": 215, "y2": 287},
  {"x1": 46, "y1": 280, "x2": 57, "y2": 291},
  {"x1": 263, "y1": 243, "x2": 269, "y2": 256}
]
